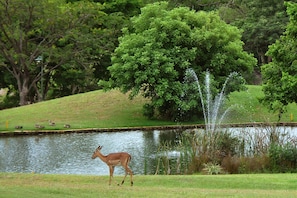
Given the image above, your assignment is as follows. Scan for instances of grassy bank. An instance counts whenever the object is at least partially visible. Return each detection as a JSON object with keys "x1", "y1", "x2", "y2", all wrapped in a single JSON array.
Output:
[
  {"x1": 0, "y1": 90, "x2": 174, "y2": 132},
  {"x1": 1, "y1": 173, "x2": 297, "y2": 198},
  {"x1": 224, "y1": 85, "x2": 297, "y2": 123},
  {"x1": 0, "y1": 86, "x2": 297, "y2": 132}
]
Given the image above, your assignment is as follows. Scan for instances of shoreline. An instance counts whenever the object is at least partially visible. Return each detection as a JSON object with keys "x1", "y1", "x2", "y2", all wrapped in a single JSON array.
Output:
[{"x1": 1, "y1": 122, "x2": 297, "y2": 137}]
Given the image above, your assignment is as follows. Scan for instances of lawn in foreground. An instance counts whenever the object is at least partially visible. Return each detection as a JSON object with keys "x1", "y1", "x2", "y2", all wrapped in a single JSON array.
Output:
[{"x1": 0, "y1": 173, "x2": 296, "y2": 198}]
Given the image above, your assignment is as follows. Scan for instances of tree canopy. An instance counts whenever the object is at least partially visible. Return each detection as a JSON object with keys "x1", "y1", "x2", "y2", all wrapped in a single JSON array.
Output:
[
  {"x1": 102, "y1": 2, "x2": 256, "y2": 120},
  {"x1": 0, "y1": 0, "x2": 144, "y2": 107},
  {"x1": 235, "y1": 0, "x2": 291, "y2": 65},
  {"x1": 261, "y1": 2, "x2": 297, "y2": 120},
  {"x1": 0, "y1": 0, "x2": 108, "y2": 105}
]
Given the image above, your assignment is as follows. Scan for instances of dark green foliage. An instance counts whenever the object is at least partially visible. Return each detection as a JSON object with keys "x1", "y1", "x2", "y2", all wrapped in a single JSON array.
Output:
[
  {"x1": 261, "y1": 2, "x2": 297, "y2": 120},
  {"x1": 0, "y1": 89, "x2": 19, "y2": 109},
  {"x1": 143, "y1": 103, "x2": 155, "y2": 119},
  {"x1": 167, "y1": 0, "x2": 234, "y2": 11},
  {"x1": 235, "y1": 0, "x2": 290, "y2": 65},
  {"x1": 217, "y1": 132, "x2": 241, "y2": 159},
  {"x1": 269, "y1": 143, "x2": 297, "y2": 172},
  {"x1": 182, "y1": 126, "x2": 297, "y2": 174},
  {"x1": 103, "y1": 2, "x2": 256, "y2": 120},
  {"x1": 0, "y1": 0, "x2": 107, "y2": 105}
]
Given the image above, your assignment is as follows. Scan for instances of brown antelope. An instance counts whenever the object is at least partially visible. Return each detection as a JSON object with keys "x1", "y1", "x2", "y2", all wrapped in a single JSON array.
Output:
[{"x1": 92, "y1": 145, "x2": 133, "y2": 186}]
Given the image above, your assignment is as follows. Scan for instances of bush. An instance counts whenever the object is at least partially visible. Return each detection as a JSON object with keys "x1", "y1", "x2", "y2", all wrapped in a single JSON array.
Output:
[
  {"x1": 0, "y1": 93, "x2": 19, "y2": 109},
  {"x1": 188, "y1": 154, "x2": 210, "y2": 173},
  {"x1": 171, "y1": 127, "x2": 297, "y2": 174},
  {"x1": 143, "y1": 103, "x2": 155, "y2": 119},
  {"x1": 221, "y1": 156, "x2": 240, "y2": 174},
  {"x1": 202, "y1": 162, "x2": 223, "y2": 175},
  {"x1": 268, "y1": 143, "x2": 297, "y2": 173},
  {"x1": 216, "y1": 132, "x2": 241, "y2": 162}
]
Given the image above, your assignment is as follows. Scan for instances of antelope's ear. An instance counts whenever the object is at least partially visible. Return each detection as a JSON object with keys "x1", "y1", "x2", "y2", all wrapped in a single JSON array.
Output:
[{"x1": 98, "y1": 145, "x2": 102, "y2": 150}]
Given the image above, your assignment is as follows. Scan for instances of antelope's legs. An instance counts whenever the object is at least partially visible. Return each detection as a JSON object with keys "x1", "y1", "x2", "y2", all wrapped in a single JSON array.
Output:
[
  {"x1": 121, "y1": 166, "x2": 133, "y2": 186},
  {"x1": 108, "y1": 166, "x2": 115, "y2": 186}
]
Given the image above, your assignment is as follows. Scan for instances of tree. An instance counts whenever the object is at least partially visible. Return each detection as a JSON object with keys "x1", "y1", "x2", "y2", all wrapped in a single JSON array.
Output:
[
  {"x1": 167, "y1": 0, "x2": 236, "y2": 11},
  {"x1": 0, "y1": 0, "x2": 105, "y2": 105},
  {"x1": 93, "y1": 0, "x2": 142, "y2": 16},
  {"x1": 66, "y1": 0, "x2": 144, "y2": 85},
  {"x1": 261, "y1": 2, "x2": 297, "y2": 121},
  {"x1": 92, "y1": 0, "x2": 143, "y2": 82},
  {"x1": 101, "y1": 2, "x2": 256, "y2": 120},
  {"x1": 234, "y1": 0, "x2": 291, "y2": 65}
]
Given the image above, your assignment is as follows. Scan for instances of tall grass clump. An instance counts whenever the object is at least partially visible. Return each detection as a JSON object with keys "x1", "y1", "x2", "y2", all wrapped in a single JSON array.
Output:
[
  {"x1": 185, "y1": 124, "x2": 297, "y2": 174},
  {"x1": 154, "y1": 131, "x2": 194, "y2": 175},
  {"x1": 154, "y1": 125, "x2": 297, "y2": 175}
]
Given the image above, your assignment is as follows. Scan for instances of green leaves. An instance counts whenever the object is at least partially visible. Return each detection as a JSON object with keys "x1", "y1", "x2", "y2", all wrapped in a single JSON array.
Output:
[
  {"x1": 0, "y1": 0, "x2": 110, "y2": 105},
  {"x1": 261, "y1": 2, "x2": 297, "y2": 119},
  {"x1": 235, "y1": 0, "x2": 288, "y2": 65},
  {"x1": 104, "y1": 2, "x2": 256, "y2": 120}
]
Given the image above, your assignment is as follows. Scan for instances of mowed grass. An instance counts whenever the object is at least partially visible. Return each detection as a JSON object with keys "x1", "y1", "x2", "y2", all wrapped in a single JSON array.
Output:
[
  {"x1": 0, "y1": 90, "x2": 174, "y2": 131},
  {"x1": 0, "y1": 173, "x2": 297, "y2": 198},
  {"x1": 224, "y1": 85, "x2": 297, "y2": 123},
  {"x1": 0, "y1": 85, "x2": 297, "y2": 132}
]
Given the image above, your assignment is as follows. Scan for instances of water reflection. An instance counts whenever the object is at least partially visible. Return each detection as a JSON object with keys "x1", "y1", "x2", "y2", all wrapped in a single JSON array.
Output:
[
  {"x1": 0, "y1": 130, "x2": 181, "y2": 175},
  {"x1": 2, "y1": 126, "x2": 296, "y2": 175}
]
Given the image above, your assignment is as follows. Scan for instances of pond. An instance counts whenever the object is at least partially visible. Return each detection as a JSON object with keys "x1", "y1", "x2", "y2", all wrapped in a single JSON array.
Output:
[
  {"x1": 0, "y1": 130, "x2": 182, "y2": 175},
  {"x1": 1, "y1": 126, "x2": 297, "y2": 176}
]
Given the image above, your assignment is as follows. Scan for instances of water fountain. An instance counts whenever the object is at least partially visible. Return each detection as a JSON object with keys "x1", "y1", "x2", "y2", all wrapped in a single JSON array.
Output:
[
  {"x1": 184, "y1": 68, "x2": 239, "y2": 133},
  {"x1": 180, "y1": 68, "x2": 243, "y2": 165}
]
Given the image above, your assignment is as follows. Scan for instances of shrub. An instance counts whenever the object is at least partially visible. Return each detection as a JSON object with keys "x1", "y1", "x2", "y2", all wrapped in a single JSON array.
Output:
[
  {"x1": 202, "y1": 162, "x2": 223, "y2": 175},
  {"x1": 268, "y1": 143, "x2": 297, "y2": 173},
  {"x1": 216, "y1": 132, "x2": 241, "y2": 162},
  {"x1": 221, "y1": 156, "x2": 240, "y2": 174},
  {"x1": 0, "y1": 92, "x2": 19, "y2": 109},
  {"x1": 143, "y1": 103, "x2": 155, "y2": 119}
]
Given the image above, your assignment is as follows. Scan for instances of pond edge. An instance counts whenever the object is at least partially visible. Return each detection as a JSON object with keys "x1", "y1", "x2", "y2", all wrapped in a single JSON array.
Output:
[{"x1": 1, "y1": 122, "x2": 297, "y2": 137}]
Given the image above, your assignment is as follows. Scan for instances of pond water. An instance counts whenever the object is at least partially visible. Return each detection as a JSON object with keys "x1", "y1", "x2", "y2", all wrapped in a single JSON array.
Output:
[
  {"x1": 0, "y1": 130, "x2": 182, "y2": 175},
  {"x1": 1, "y1": 126, "x2": 297, "y2": 176}
]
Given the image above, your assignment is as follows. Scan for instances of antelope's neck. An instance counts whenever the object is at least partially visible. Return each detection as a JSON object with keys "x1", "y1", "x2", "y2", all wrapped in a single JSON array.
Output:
[{"x1": 97, "y1": 153, "x2": 108, "y2": 163}]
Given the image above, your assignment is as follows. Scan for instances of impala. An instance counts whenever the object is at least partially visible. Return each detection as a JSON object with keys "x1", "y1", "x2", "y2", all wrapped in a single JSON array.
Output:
[{"x1": 91, "y1": 145, "x2": 133, "y2": 186}]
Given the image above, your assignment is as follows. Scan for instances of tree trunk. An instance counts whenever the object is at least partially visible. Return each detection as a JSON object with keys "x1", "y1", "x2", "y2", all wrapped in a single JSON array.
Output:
[
  {"x1": 17, "y1": 75, "x2": 30, "y2": 106},
  {"x1": 19, "y1": 86, "x2": 30, "y2": 106},
  {"x1": 258, "y1": 51, "x2": 270, "y2": 65}
]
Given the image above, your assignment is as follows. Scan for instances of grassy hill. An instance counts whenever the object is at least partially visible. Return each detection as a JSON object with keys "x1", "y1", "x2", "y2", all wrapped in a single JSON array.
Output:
[
  {"x1": 0, "y1": 89, "x2": 174, "y2": 131},
  {"x1": 0, "y1": 86, "x2": 297, "y2": 132},
  {"x1": 224, "y1": 85, "x2": 297, "y2": 123}
]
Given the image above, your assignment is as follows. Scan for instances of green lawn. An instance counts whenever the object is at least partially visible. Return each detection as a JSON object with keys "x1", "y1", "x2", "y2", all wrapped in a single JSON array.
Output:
[
  {"x1": 0, "y1": 173, "x2": 296, "y2": 198},
  {"x1": 0, "y1": 89, "x2": 174, "y2": 131},
  {"x1": 224, "y1": 85, "x2": 297, "y2": 123}
]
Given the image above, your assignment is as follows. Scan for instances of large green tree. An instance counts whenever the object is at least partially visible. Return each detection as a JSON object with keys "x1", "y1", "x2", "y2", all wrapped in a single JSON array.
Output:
[
  {"x1": 0, "y1": 0, "x2": 105, "y2": 105},
  {"x1": 261, "y1": 2, "x2": 297, "y2": 121},
  {"x1": 233, "y1": 0, "x2": 296, "y2": 66},
  {"x1": 92, "y1": 0, "x2": 143, "y2": 83},
  {"x1": 101, "y1": 2, "x2": 256, "y2": 120},
  {"x1": 168, "y1": 0, "x2": 292, "y2": 65}
]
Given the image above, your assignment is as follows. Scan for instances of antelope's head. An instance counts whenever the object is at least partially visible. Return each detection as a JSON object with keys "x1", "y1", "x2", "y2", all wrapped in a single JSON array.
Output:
[{"x1": 92, "y1": 145, "x2": 103, "y2": 159}]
